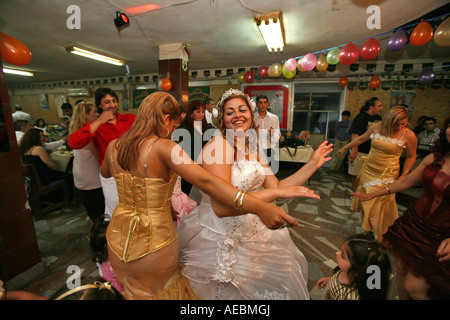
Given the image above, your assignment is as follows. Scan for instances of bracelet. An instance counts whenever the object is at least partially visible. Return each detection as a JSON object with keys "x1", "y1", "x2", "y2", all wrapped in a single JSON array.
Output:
[
  {"x1": 233, "y1": 190, "x2": 246, "y2": 211},
  {"x1": 383, "y1": 185, "x2": 391, "y2": 194}
]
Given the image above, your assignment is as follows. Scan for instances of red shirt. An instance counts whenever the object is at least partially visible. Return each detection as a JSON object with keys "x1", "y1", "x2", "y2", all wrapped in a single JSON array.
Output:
[{"x1": 68, "y1": 112, "x2": 135, "y2": 165}]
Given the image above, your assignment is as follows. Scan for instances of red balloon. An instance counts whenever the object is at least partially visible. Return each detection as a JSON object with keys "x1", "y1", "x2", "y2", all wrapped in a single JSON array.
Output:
[
  {"x1": 339, "y1": 42, "x2": 359, "y2": 65},
  {"x1": 369, "y1": 74, "x2": 381, "y2": 89},
  {"x1": 244, "y1": 70, "x2": 255, "y2": 83},
  {"x1": 161, "y1": 78, "x2": 172, "y2": 91},
  {"x1": 410, "y1": 21, "x2": 433, "y2": 46},
  {"x1": 257, "y1": 66, "x2": 268, "y2": 78},
  {"x1": 0, "y1": 32, "x2": 32, "y2": 66},
  {"x1": 360, "y1": 37, "x2": 381, "y2": 60},
  {"x1": 338, "y1": 76, "x2": 349, "y2": 87}
]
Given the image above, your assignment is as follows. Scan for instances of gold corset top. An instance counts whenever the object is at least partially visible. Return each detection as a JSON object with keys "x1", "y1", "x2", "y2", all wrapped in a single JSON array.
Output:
[{"x1": 106, "y1": 172, "x2": 178, "y2": 263}]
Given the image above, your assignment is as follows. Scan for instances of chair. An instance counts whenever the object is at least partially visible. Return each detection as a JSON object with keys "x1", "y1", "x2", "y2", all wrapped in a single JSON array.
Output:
[
  {"x1": 308, "y1": 133, "x2": 325, "y2": 150},
  {"x1": 22, "y1": 163, "x2": 70, "y2": 220}
]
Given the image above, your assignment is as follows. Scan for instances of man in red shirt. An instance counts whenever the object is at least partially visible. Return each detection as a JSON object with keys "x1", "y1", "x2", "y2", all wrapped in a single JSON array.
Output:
[
  {"x1": 68, "y1": 88, "x2": 135, "y2": 165},
  {"x1": 69, "y1": 88, "x2": 135, "y2": 220}
]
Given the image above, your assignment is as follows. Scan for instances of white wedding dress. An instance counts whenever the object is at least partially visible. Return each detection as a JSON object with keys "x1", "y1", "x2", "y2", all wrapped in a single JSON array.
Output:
[{"x1": 177, "y1": 159, "x2": 310, "y2": 300}]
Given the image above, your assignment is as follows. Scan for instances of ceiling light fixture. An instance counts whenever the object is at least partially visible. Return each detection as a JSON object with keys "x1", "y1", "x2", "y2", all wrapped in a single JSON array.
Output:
[
  {"x1": 66, "y1": 45, "x2": 126, "y2": 66},
  {"x1": 3, "y1": 68, "x2": 34, "y2": 76},
  {"x1": 255, "y1": 12, "x2": 285, "y2": 53}
]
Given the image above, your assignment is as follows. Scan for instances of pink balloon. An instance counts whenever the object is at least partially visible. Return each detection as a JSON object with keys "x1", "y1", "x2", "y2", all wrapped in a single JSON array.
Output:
[
  {"x1": 300, "y1": 53, "x2": 317, "y2": 71},
  {"x1": 339, "y1": 42, "x2": 359, "y2": 65},
  {"x1": 257, "y1": 66, "x2": 268, "y2": 78},
  {"x1": 285, "y1": 58, "x2": 298, "y2": 72},
  {"x1": 360, "y1": 37, "x2": 381, "y2": 60}
]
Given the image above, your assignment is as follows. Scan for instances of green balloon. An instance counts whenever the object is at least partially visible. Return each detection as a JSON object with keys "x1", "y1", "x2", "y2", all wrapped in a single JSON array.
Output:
[{"x1": 327, "y1": 47, "x2": 340, "y2": 65}]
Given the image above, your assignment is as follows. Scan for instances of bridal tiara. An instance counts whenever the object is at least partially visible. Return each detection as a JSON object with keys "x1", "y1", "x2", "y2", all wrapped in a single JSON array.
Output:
[{"x1": 212, "y1": 88, "x2": 256, "y2": 118}]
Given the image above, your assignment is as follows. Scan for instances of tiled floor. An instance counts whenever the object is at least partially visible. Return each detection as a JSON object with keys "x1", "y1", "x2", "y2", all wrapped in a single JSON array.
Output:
[{"x1": 6, "y1": 166, "x2": 422, "y2": 299}]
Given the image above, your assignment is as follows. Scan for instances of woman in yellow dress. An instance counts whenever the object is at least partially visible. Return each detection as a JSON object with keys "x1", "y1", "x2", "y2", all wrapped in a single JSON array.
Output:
[
  {"x1": 337, "y1": 106, "x2": 417, "y2": 240},
  {"x1": 100, "y1": 92, "x2": 305, "y2": 300}
]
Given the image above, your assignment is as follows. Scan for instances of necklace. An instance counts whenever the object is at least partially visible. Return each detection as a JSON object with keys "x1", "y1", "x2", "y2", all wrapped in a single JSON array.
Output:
[{"x1": 235, "y1": 142, "x2": 249, "y2": 156}]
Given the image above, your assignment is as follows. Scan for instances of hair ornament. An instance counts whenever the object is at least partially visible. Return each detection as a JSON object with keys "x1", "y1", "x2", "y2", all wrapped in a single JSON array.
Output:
[{"x1": 215, "y1": 88, "x2": 256, "y2": 112}]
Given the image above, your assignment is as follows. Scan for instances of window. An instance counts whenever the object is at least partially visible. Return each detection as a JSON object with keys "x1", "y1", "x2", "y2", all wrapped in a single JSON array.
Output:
[{"x1": 292, "y1": 83, "x2": 345, "y2": 143}]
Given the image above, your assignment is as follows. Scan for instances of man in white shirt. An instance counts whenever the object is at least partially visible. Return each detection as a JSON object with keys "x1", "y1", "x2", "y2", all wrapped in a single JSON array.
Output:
[
  {"x1": 12, "y1": 105, "x2": 33, "y2": 123},
  {"x1": 204, "y1": 98, "x2": 217, "y2": 128},
  {"x1": 254, "y1": 95, "x2": 281, "y2": 172}
]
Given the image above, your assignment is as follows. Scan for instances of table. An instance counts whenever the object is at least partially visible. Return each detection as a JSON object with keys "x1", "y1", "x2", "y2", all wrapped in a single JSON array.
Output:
[
  {"x1": 50, "y1": 149, "x2": 73, "y2": 172},
  {"x1": 279, "y1": 146, "x2": 314, "y2": 163}
]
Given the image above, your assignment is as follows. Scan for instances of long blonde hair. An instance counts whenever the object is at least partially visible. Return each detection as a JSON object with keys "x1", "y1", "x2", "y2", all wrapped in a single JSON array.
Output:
[
  {"x1": 69, "y1": 102, "x2": 95, "y2": 135},
  {"x1": 116, "y1": 92, "x2": 180, "y2": 170},
  {"x1": 379, "y1": 106, "x2": 410, "y2": 136}
]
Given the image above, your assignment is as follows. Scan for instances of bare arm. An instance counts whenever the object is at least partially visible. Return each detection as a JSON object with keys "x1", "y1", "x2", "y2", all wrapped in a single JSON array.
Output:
[
  {"x1": 161, "y1": 138, "x2": 298, "y2": 229},
  {"x1": 33, "y1": 146, "x2": 61, "y2": 171},
  {"x1": 352, "y1": 153, "x2": 434, "y2": 201},
  {"x1": 398, "y1": 130, "x2": 418, "y2": 179},
  {"x1": 336, "y1": 123, "x2": 377, "y2": 158}
]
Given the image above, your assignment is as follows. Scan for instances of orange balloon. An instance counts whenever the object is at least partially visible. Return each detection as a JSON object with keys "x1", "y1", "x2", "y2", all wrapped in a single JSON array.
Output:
[
  {"x1": 410, "y1": 21, "x2": 433, "y2": 46},
  {"x1": 0, "y1": 32, "x2": 32, "y2": 66},
  {"x1": 161, "y1": 78, "x2": 172, "y2": 91},
  {"x1": 369, "y1": 74, "x2": 381, "y2": 89},
  {"x1": 338, "y1": 76, "x2": 349, "y2": 87}
]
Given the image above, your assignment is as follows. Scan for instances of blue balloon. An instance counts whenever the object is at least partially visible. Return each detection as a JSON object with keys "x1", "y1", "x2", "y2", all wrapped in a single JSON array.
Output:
[{"x1": 387, "y1": 30, "x2": 408, "y2": 51}]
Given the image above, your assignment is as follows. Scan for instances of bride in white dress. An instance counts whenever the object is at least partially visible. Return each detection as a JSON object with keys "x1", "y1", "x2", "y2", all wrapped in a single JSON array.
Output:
[{"x1": 177, "y1": 89, "x2": 333, "y2": 300}]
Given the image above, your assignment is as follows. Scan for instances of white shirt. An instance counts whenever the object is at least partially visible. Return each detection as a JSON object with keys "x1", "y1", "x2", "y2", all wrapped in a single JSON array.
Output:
[
  {"x1": 254, "y1": 111, "x2": 281, "y2": 150},
  {"x1": 205, "y1": 109, "x2": 214, "y2": 127}
]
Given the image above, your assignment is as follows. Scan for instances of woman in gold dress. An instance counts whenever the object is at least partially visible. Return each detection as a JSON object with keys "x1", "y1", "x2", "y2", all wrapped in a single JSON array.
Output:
[
  {"x1": 337, "y1": 106, "x2": 417, "y2": 240},
  {"x1": 100, "y1": 92, "x2": 304, "y2": 300}
]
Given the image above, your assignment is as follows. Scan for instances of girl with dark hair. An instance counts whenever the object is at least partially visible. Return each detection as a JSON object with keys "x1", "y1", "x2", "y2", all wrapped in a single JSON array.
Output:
[
  {"x1": 317, "y1": 235, "x2": 391, "y2": 300},
  {"x1": 353, "y1": 116, "x2": 450, "y2": 299}
]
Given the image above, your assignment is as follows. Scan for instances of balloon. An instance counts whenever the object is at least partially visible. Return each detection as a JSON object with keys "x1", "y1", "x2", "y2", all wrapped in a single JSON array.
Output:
[
  {"x1": 360, "y1": 37, "x2": 381, "y2": 60},
  {"x1": 316, "y1": 54, "x2": 328, "y2": 71},
  {"x1": 434, "y1": 16, "x2": 450, "y2": 47},
  {"x1": 300, "y1": 53, "x2": 317, "y2": 71},
  {"x1": 387, "y1": 30, "x2": 408, "y2": 51},
  {"x1": 270, "y1": 63, "x2": 282, "y2": 77},
  {"x1": 257, "y1": 66, "x2": 268, "y2": 78},
  {"x1": 244, "y1": 70, "x2": 255, "y2": 83},
  {"x1": 237, "y1": 71, "x2": 245, "y2": 82},
  {"x1": 410, "y1": 21, "x2": 433, "y2": 46},
  {"x1": 297, "y1": 58, "x2": 305, "y2": 71},
  {"x1": 161, "y1": 78, "x2": 172, "y2": 91},
  {"x1": 282, "y1": 62, "x2": 296, "y2": 78},
  {"x1": 338, "y1": 76, "x2": 349, "y2": 87},
  {"x1": 418, "y1": 69, "x2": 436, "y2": 85},
  {"x1": 339, "y1": 42, "x2": 359, "y2": 65},
  {"x1": 285, "y1": 58, "x2": 297, "y2": 72},
  {"x1": 369, "y1": 74, "x2": 381, "y2": 89},
  {"x1": 326, "y1": 47, "x2": 340, "y2": 65},
  {"x1": 0, "y1": 32, "x2": 32, "y2": 66}
]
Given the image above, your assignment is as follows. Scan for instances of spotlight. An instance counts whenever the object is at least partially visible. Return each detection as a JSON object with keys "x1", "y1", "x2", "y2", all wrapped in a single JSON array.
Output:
[{"x1": 114, "y1": 11, "x2": 130, "y2": 29}]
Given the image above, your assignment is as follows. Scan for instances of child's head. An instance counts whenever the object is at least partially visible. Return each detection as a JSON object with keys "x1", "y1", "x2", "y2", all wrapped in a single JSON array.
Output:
[
  {"x1": 90, "y1": 215, "x2": 109, "y2": 264},
  {"x1": 336, "y1": 235, "x2": 391, "y2": 300}
]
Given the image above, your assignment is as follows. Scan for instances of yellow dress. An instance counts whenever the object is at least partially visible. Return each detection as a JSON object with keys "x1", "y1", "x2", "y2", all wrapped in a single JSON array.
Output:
[
  {"x1": 352, "y1": 131, "x2": 407, "y2": 240},
  {"x1": 106, "y1": 172, "x2": 196, "y2": 300}
]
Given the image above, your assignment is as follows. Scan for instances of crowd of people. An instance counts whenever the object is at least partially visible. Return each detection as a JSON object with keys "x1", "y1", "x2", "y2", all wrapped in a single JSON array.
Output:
[{"x1": 9, "y1": 89, "x2": 450, "y2": 300}]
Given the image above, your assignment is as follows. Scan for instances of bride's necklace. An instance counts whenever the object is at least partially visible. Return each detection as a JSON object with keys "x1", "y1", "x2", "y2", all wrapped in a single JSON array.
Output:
[{"x1": 235, "y1": 142, "x2": 249, "y2": 156}]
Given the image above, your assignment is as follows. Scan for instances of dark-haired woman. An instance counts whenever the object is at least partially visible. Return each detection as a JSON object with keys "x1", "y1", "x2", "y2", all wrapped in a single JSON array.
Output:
[{"x1": 20, "y1": 128, "x2": 74, "y2": 202}]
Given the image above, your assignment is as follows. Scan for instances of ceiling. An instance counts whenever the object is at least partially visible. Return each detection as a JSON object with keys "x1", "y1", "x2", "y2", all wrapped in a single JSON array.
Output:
[{"x1": 1, "y1": 0, "x2": 449, "y2": 86}]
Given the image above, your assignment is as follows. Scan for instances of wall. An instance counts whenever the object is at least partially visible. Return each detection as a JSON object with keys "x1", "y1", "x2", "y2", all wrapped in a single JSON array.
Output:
[{"x1": 341, "y1": 85, "x2": 449, "y2": 129}]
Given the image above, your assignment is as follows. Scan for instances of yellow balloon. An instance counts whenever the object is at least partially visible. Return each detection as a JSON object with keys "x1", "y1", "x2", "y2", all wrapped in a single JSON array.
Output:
[
  {"x1": 297, "y1": 58, "x2": 305, "y2": 72},
  {"x1": 316, "y1": 54, "x2": 329, "y2": 71},
  {"x1": 271, "y1": 63, "x2": 282, "y2": 77},
  {"x1": 434, "y1": 16, "x2": 450, "y2": 47},
  {"x1": 282, "y1": 62, "x2": 296, "y2": 78},
  {"x1": 237, "y1": 71, "x2": 245, "y2": 82}
]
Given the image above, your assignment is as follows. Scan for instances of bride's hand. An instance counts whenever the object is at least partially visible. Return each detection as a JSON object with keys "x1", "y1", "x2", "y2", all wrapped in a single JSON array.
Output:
[
  {"x1": 277, "y1": 185, "x2": 320, "y2": 200},
  {"x1": 351, "y1": 192, "x2": 373, "y2": 202},
  {"x1": 256, "y1": 202, "x2": 298, "y2": 230},
  {"x1": 310, "y1": 141, "x2": 333, "y2": 168}
]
